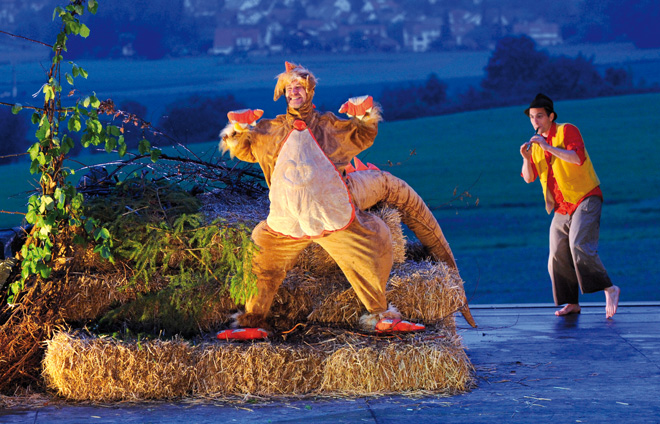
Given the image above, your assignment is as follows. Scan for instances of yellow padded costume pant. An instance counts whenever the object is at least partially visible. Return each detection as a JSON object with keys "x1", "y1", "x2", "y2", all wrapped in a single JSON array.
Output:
[{"x1": 243, "y1": 210, "x2": 393, "y2": 325}]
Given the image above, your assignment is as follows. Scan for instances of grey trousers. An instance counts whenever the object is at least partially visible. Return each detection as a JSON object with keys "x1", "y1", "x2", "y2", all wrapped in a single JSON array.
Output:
[{"x1": 549, "y1": 196, "x2": 613, "y2": 305}]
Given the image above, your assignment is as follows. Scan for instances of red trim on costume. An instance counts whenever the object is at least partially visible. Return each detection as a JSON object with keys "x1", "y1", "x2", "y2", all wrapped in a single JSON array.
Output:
[{"x1": 268, "y1": 121, "x2": 356, "y2": 240}]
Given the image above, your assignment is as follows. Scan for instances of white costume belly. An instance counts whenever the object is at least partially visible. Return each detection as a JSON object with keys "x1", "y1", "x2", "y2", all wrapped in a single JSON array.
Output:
[{"x1": 267, "y1": 125, "x2": 354, "y2": 238}]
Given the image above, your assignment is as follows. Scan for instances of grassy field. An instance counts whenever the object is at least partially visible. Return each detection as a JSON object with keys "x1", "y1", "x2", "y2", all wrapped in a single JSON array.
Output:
[
  {"x1": 366, "y1": 93, "x2": 660, "y2": 304},
  {"x1": 2, "y1": 93, "x2": 659, "y2": 304}
]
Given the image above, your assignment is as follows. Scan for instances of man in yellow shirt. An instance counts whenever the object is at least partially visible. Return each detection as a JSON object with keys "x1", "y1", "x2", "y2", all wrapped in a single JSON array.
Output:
[{"x1": 519, "y1": 93, "x2": 620, "y2": 318}]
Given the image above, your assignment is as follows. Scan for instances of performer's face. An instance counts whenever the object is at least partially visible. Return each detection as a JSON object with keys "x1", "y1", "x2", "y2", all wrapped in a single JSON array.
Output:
[
  {"x1": 285, "y1": 80, "x2": 307, "y2": 109},
  {"x1": 528, "y1": 107, "x2": 554, "y2": 134}
]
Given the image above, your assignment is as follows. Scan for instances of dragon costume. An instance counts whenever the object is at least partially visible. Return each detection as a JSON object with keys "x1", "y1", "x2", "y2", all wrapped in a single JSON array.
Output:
[{"x1": 219, "y1": 62, "x2": 475, "y2": 337}]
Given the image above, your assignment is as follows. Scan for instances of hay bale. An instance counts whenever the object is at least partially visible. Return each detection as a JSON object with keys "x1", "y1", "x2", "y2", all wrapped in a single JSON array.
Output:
[
  {"x1": 386, "y1": 261, "x2": 470, "y2": 327},
  {"x1": 308, "y1": 261, "x2": 469, "y2": 329},
  {"x1": 43, "y1": 332, "x2": 197, "y2": 401},
  {"x1": 43, "y1": 329, "x2": 474, "y2": 400},
  {"x1": 58, "y1": 272, "x2": 145, "y2": 323},
  {"x1": 375, "y1": 206, "x2": 407, "y2": 264},
  {"x1": 81, "y1": 258, "x2": 468, "y2": 335},
  {"x1": 320, "y1": 332, "x2": 473, "y2": 394},
  {"x1": 198, "y1": 189, "x2": 268, "y2": 227},
  {"x1": 194, "y1": 343, "x2": 325, "y2": 396}
]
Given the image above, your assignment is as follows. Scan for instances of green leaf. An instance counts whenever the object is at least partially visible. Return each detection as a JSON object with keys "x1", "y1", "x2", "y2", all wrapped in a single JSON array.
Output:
[
  {"x1": 40, "y1": 195, "x2": 55, "y2": 212},
  {"x1": 38, "y1": 264, "x2": 52, "y2": 279},
  {"x1": 87, "y1": 118, "x2": 102, "y2": 133},
  {"x1": 28, "y1": 143, "x2": 40, "y2": 160},
  {"x1": 35, "y1": 127, "x2": 46, "y2": 141},
  {"x1": 138, "y1": 139, "x2": 151, "y2": 155},
  {"x1": 20, "y1": 265, "x2": 30, "y2": 281},
  {"x1": 83, "y1": 96, "x2": 90, "y2": 107},
  {"x1": 61, "y1": 135, "x2": 74, "y2": 154},
  {"x1": 84, "y1": 219, "x2": 95, "y2": 234},
  {"x1": 11, "y1": 104, "x2": 22, "y2": 114},
  {"x1": 31, "y1": 112, "x2": 40, "y2": 124},
  {"x1": 80, "y1": 23, "x2": 90, "y2": 38},
  {"x1": 118, "y1": 140, "x2": 127, "y2": 157},
  {"x1": 43, "y1": 85, "x2": 54, "y2": 102},
  {"x1": 68, "y1": 117, "x2": 81, "y2": 132},
  {"x1": 65, "y1": 73, "x2": 74, "y2": 85},
  {"x1": 78, "y1": 67, "x2": 88, "y2": 78},
  {"x1": 99, "y1": 228, "x2": 111, "y2": 240},
  {"x1": 39, "y1": 224, "x2": 52, "y2": 236},
  {"x1": 55, "y1": 33, "x2": 68, "y2": 52},
  {"x1": 88, "y1": 0, "x2": 98, "y2": 14},
  {"x1": 72, "y1": 64, "x2": 79, "y2": 77},
  {"x1": 150, "y1": 149, "x2": 162, "y2": 163},
  {"x1": 94, "y1": 245, "x2": 113, "y2": 260},
  {"x1": 71, "y1": 193, "x2": 83, "y2": 210},
  {"x1": 54, "y1": 187, "x2": 66, "y2": 205},
  {"x1": 90, "y1": 96, "x2": 100, "y2": 108},
  {"x1": 81, "y1": 133, "x2": 91, "y2": 148},
  {"x1": 65, "y1": 21, "x2": 80, "y2": 35},
  {"x1": 108, "y1": 125, "x2": 121, "y2": 137},
  {"x1": 53, "y1": 7, "x2": 63, "y2": 21},
  {"x1": 25, "y1": 210, "x2": 38, "y2": 224},
  {"x1": 105, "y1": 137, "x2": 117, "y2": 153}
]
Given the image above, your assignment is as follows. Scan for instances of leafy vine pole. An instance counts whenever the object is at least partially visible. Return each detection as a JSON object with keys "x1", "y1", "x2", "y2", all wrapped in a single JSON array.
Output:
[
  {"x1": 7, "y1": 0, "x2": 160, "y2": 303},
  {"x1": 0, "y1": 0, "x2": 163, "y2": 392},
  {"x1": 0, "y1": 0, "x2": 265, "y2": 392}
]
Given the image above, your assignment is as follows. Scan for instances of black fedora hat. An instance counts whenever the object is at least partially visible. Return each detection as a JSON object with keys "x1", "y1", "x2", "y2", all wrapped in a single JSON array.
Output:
[{"x1": 524, "y1": 93, "x2": 557, "y2": 121}]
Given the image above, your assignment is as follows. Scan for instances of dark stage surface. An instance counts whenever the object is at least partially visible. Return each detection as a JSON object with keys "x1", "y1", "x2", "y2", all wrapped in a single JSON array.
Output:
[{"x1": 2, "y1": 303, "x2": 659, "y2": 423}]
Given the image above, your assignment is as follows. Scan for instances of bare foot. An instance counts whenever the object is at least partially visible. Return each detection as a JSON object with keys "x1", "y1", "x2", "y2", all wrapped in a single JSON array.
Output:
[
  {"x1": 555, "y1": 304, "x2": 581, "y2": 316},
  {"x1": 605, "y1": 285, "x2": 620, "y2": 319}
]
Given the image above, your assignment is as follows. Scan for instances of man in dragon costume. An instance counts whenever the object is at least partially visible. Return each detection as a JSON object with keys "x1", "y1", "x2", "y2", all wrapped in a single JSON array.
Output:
[{"x1": 219, "y1": 62, "x2": 475, "y2": 339}]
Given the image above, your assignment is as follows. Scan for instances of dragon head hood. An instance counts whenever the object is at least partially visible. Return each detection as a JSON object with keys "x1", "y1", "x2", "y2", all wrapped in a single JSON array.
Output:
[{"x1": 274, "y1": 61, "x2": 317, "y2": 120}]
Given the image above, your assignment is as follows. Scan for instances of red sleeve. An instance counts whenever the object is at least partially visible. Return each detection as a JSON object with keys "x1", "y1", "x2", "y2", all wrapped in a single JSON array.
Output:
[{"x1": 563, "y1": 124, "x2": 586, "y2": 165}]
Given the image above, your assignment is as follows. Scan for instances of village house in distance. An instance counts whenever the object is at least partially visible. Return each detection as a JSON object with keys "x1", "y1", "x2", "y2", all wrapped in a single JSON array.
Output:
[
  {"x1": 0, "y1": 0, "x2": 570, "y2": 60},
  {"x1": 208, "y1": 0, "x2": 563, "y2": 56}
]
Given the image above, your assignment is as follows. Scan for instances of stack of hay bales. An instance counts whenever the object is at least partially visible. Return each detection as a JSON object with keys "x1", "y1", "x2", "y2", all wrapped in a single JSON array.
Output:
[
  {"x1": 42, "y1": 191, "x2": 476, "y2": 400},
  {"x1": 44, "y1": 328, "x2": 472, "y2": 400}
]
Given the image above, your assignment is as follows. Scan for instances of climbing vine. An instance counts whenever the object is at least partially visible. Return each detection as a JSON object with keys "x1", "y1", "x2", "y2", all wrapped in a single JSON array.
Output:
[{"x1": 6, "y1": 0, "x2": 161, "y2": 303}]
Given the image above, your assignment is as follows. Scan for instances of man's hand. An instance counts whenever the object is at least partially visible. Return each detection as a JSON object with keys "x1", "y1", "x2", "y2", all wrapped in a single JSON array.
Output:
[
  {"x1": 520, "y1": 142, "x2": 533, "y2": 160},
  {"x1": 227, "y1": 109, "x2": 264, "y2": 132},
  {"x1": 339, "y1": 95, "x2": 373, "y2": 119}
]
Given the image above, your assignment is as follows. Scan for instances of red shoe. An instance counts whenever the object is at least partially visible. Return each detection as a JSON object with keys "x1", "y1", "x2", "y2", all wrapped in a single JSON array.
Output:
[
  {"x1": 216, "y1": 328, "x2": 269, "y2": 341},
  {"x1": 375, "y1": 318, "x2": 425, "y2": 334}
]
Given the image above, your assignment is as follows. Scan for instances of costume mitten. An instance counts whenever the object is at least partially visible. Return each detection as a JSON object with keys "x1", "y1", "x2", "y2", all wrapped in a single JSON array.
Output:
[
  {"x1": 220, "y1": 108, "x2": 264, "y2": 154},
  {"x1": 339, "y1": 95, "x2": 373, "y2": 120},
  {"x1": 227, "y1": 108, "x2": 263, "y2": 132}
]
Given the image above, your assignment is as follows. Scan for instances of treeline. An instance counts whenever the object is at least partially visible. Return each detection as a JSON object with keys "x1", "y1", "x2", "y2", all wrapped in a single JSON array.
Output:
[{"x1": 380, "y1": 35, "x2": 655, "y2": 121}]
